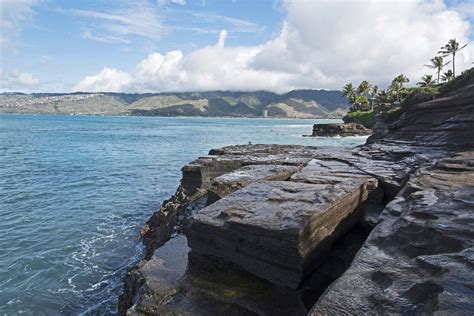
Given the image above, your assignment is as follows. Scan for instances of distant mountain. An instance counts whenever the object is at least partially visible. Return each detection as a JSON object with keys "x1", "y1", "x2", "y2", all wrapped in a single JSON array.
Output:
[{"x1": 0, "y1": 90, "x2": 348, "y2": 118}]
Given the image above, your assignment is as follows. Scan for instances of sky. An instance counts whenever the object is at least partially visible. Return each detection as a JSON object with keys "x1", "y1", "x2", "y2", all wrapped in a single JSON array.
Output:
[{"x1": 0, "y1": 0, "x2": 473, "y2": 93}]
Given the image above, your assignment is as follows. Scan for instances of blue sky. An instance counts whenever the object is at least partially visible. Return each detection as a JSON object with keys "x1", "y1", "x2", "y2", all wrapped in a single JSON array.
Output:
[{"x1": 1, "y1": 0, "x2": 473, "y2": 92}]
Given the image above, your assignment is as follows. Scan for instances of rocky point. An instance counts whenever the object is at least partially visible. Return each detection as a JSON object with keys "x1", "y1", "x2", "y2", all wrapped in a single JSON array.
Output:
[{"x1": 119, "y1": 75, "x2": 474, "y2": 315}]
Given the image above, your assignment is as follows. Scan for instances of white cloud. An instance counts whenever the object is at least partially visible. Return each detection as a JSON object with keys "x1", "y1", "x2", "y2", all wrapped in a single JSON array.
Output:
[
  {"x1": 71, "y1": 2, "x2": 163, "y2": 43},
  {"x1": 73, "y1": 68, "x2": 132, "y2": 92},
  {"x1": 158, "y1": 0, "x2": 186, "y2": 5},
  {"x1": 75, "y1": 0, "x2": 473, "y2": 93}
]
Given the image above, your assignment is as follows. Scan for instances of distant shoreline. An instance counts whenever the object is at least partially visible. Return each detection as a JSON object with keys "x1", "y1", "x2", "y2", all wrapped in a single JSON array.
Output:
[{"x1": 0, "y1": 112, "x2": 345, "y2": 120}]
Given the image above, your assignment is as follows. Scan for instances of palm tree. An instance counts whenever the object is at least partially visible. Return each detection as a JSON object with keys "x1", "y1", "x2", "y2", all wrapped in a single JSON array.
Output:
[
  {"x1": 357, "y1": 80, "x2": 372, "y2": 97},
  {"x1": 342, "y1": 83, "x2": 357, "y2": 105},
  {"x1": 417, "y1": 74, "x2": 436, "y2": 87},
  {"x1": 438, "y1": 39, "x2": 468, "y2": 77},
  {"x1": 425, "y1": 56, "x2": 450, "y2": 83},
  {"x1": 441, "y1": 70, "x2": 455, "y2": 82},
  {"x1": 393, "y1": 74, "x2": 409, "y2": 85},
  {"x1": 390, "y1": 74, "x2": 409, "y2": 102}
]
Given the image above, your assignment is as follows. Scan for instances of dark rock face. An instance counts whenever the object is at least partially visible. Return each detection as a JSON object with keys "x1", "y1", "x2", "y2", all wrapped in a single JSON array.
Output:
[
  {"x1": 311, "y1": 123, "x2": 372, "y2": 137},
  {"x1": 383, "y1": 77, "x2": 474, "y2": 149},
  {"x1": 311, "y1": 151, "x2": 474, "y2": 315}
]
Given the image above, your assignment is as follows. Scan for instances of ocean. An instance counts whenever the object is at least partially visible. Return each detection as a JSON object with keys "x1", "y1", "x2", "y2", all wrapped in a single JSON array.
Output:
[{"x1": 0, "y1": 114, "x2": 367, "y2": 315}]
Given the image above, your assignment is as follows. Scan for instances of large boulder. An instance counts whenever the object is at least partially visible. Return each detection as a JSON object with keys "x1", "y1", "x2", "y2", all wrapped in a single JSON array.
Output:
[{"x1": 186, "y1": 177, "x2": 377, "y2": 289}]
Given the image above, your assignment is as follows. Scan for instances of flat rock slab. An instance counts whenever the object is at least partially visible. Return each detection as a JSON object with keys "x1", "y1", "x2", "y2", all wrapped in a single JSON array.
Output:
[
  {"x1": 208, "y1": 164, "x2": 301, "y2": 202},
  {"x1": 311, "y1": 151, "x2": 474, "y2": 314},
  {"x1": 290, "y1": 158, "x2": 373, "y2": 186},
  {"x1": 181, "y1": 145, "x2": 320, "y2": 197},
  {"x1": 187, "y1": 179, "x2": 377, "y2": 289}
]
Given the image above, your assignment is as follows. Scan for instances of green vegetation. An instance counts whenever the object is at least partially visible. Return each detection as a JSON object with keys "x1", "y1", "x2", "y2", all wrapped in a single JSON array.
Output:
[
  {"x1": 438, "y1": 38, "x2": 468, "y2": 77},
  {"x1": 341, "y1": 38, "x2": 470, "y2": 127},
  {"x1": 343, "y1": 110, "x2": 376, "y2": 128},
  {"x1": 416, "y1": 74, "x2": 436, "y2": 88},
  {"x1": 425, "y1": 56, "x2": 450, "y2": 84},
  {"x1": 438, "y1": 67, "x2": 474, "y2": 96}
]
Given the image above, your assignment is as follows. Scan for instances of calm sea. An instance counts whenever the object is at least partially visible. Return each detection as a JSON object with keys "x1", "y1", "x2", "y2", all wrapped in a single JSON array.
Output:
[{"x1": 0, "y1": 114, "x2": 366, "y2": 315}]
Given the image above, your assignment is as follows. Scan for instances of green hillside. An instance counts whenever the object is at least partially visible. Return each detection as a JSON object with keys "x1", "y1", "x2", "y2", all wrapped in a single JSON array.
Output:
[{"x1": 0, "y1": 90, "x2": 348, "y2": 118}]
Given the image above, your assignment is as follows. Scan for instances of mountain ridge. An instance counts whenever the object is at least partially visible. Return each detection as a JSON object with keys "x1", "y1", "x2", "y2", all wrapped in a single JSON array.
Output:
[{"x1": 0, "y1": 90, "x2": 348, "y2": 118}]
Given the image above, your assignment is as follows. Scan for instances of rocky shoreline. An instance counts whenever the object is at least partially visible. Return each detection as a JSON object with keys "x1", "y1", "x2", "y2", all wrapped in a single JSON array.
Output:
[{"x1": 118, "y1": 77, "x2": 473, "y2": 315}]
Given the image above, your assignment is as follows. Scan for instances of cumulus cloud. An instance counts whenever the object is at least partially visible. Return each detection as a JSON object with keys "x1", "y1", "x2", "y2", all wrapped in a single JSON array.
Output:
[
  {"x1": 75, "y1": 0, "x2": 473, "y2": 93},
  {"x1": 74, "y1": 68, "x2": 132, "y2": 92}
]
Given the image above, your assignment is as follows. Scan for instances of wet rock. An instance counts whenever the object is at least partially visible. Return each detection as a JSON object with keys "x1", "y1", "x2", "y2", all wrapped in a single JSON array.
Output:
[
  {"x1": 123, "y1": 235, "x2": 307, "y2": 316},
  {"x1": 310, "y1": 151, "x2": 474, "y2": 314},
  {"x1": 310, "y1": 123, "x2": 372, "y2": 137},
  {"x1": 187, "y1": 178, "x2": 377, "y2": 289}
]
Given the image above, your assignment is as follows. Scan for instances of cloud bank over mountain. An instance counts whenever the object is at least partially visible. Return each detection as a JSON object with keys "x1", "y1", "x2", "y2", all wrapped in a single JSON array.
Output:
[{"x1": 75, "y1": 0, "x2": 472, "y2": 93}]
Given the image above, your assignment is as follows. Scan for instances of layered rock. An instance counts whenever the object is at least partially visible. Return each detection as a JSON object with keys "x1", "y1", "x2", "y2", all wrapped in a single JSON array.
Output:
[
  {"x1": 207, "y1": 164, "x2": 301, "y2": 204},
  {"x1": 187, "y1": 177, "x2": 377, "y2": 289},
  {"x1": 383, "y1": 75, "x2": 474, "y2": 149},
  {"x1": 310, "y1": 123, "x2": 372, "y2": 137},
  {"x1": 311, "y1": 151, "x2": 474, "y2": 314}
]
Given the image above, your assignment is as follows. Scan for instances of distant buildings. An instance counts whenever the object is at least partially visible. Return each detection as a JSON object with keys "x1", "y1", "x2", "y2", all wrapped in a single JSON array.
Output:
[{"x1": 262, "y1": 109, "x2": 268, "y2": 118}]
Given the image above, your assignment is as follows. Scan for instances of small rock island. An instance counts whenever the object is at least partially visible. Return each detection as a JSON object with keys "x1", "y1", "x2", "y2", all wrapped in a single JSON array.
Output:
[{"x1": 310, "y1": 122, "x2": 372, "y2": 137}]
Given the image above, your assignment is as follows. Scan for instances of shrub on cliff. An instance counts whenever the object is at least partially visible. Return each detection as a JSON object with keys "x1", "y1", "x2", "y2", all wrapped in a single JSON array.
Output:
[
  {"x1": 438, "y1": 67, "x2": 474, "y2": 96},
  {"x1": 401, "y1": 87, "x2": 438, "y2": 108},
  {"x1": 343, "y1": 110, "x2": 376, "y2": 128}
]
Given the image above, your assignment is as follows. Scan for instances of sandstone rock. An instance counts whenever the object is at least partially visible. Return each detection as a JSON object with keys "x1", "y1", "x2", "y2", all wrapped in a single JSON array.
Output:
[
  {"x1": 311, "y1": 123, "x2": 372, "y2": 137},
  {"x1": 310, "y1": 151, "x2": 474, "y2": 314},
  {"x1": 187, "y1": 179, "x2": 377, "y2": 289}
]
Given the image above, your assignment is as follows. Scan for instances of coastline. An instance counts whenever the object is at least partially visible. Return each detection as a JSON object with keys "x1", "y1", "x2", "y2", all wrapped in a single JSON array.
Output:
[
  {"x1": 117, "y1": 77, "x2": 474, "y2": 314},
  {"x1": 0, "y1": 112, "x2": 345, "y2": 120}
]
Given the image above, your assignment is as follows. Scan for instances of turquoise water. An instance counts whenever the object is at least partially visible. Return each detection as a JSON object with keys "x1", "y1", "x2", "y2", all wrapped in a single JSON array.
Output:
[{"x1": 0, "y1": 114, "x2": 367, "y2": 315}]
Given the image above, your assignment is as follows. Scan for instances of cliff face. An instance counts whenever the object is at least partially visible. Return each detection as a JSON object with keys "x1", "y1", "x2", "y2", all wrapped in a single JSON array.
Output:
[
  {"x1": 382, "y1": 76, "x2": 474, "y2": 149},
  {"x1": 119, "y1": 75, "x2": 474, "y2": 315}
]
